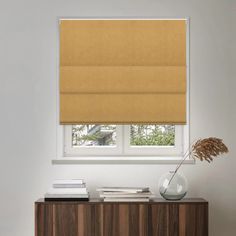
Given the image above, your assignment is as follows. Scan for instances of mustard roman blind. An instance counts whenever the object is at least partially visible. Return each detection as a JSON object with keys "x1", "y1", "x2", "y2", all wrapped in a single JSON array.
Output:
[{"x1": 60, "y1": 19, "x2": 187, "y2": 124}]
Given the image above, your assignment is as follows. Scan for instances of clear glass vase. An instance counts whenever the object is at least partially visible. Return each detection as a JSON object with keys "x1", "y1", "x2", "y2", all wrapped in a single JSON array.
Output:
[{"x1": 159, "y1": 171, "x2": 188, "y2": 200}]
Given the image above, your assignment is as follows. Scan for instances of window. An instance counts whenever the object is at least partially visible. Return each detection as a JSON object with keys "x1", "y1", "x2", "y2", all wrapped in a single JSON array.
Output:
[
  {"x1": 72, "y1": 125, "x2": 117, "y2": 147},
  {"x1": 56, "y1": 18, "x2": 190, "y2": 163},
  {"x1": 63, "y1": 124, "x2": 188, "y2": 158}
]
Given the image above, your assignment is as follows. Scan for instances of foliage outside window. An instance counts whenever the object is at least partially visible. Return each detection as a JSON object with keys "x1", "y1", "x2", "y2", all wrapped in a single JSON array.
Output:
[
  {"x1": 130, "y1": 125, "x2": 175, "y2": 146},
  {"x1": 72, "y1": 125, "x2": 175, "y2": 147}
]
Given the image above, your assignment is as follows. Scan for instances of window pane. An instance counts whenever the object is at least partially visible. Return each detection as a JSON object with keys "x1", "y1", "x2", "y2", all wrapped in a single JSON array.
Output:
[
  {"x1": 72, "y1": 125, "x2": 116, "y2": 147},
  {"x1": 130, "y1": 125, "x2": 175, "y2": 146}
]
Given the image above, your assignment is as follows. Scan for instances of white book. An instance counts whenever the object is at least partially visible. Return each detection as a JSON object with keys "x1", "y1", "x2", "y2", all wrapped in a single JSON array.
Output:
[
  {"x1": 53, "y1": 183, "x2": 86, "y2": 188},
  {"x1": 45, "y1": 193, "x2": 89, "y2": 198},
  {"x1": 96, "y1": 187, "x2": 149, "y2": 193},
  {"x1": 103, "y1": 198, "x2": 150, "y2": 202},
  {"x1": 53, "y1": 179, "x2": 84, "y2": 185},
  {"x1": 47, "y1": 188, "x2": 87, "y2": 195},
  {"x1": 100, "y1": 192, "x2": 154, "y2": 198}
]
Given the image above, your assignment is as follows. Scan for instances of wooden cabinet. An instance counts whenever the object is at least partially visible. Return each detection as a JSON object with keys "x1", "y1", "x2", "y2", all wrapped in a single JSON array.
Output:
[{"x1": 35, "y1": 198, "x2": 208, "y2": 236}]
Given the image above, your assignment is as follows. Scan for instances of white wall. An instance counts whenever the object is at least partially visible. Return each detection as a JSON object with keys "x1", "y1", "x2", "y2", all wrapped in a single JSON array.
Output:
[{"x1": 0, "y1": 0, "x2": 235, "y2": 235}]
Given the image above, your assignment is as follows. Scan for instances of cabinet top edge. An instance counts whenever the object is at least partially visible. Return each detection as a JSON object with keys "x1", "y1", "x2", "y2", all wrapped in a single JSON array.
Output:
[{"x1": 35, "y1": 198, "x2": 208, "y2": 204}]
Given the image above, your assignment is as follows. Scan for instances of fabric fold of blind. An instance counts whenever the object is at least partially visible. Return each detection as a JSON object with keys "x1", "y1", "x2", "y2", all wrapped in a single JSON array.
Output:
[{"x1": 60, "y1": 19, "x2": 187, "y2": 124}]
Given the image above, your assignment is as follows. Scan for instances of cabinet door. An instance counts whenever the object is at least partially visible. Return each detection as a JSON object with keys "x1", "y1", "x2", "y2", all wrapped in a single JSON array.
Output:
[
  {"x1": 35, "y1": 204, "x2": 54, "y2": 236},
  {"x1": 99, "y1": 204, "x2": 148, "y2": 236},
  {"x1": 54, "y1": 204, "x2": 78, "y2": 236},
  {"x1": 54, "y1": 204, "x2": 97, "y2": 236},
  {"x1": 149, "y1": 203, "x2": 208, "y2": 236},
  {"x1": 148, "y1": 204, "x2": 179, "y2": 236},
  {"x1": 77, "y1": 204, "x2": 96, "y2": 236},
  {"x1": 179, "y1": 204, "x2": 208, "y2": 236}
]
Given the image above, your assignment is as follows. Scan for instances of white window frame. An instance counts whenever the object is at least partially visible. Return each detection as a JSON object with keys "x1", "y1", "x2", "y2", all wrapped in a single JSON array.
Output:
[
  {"x1": 64, "y1": 125, "x2": 123, "y2": 156},
  {"x1": 53, "y1": 124, "x2": 190, "y2": 164},
  {"x1": 64, "y1": 125, "x2": 184, "y2": 157},
  {"x1": 53, "y1": 17, "x2": 192, "y2": 164},
  {"x1": 123, "y1": 125, "x2": 184, "y2": 156}
]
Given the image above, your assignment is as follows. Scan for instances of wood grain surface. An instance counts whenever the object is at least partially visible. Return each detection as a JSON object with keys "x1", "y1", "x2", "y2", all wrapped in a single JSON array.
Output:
[{"x1": 35, "y1": 199, "x2": 208, "y2": 236}]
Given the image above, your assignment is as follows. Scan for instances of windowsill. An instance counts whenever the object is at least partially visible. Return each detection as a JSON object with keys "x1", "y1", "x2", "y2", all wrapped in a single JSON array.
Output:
[{"x1": 52, "y1": 156, "x2": 195, "y2": 165}]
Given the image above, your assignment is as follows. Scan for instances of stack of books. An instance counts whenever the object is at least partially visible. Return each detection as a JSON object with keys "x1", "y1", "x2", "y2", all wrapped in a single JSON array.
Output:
[
  {"x1": 97, "y1": 187, "x2": 154, "y2": 202},
  {"x1": 45, "y1": 179, "x2": 89, "y2": 201}
]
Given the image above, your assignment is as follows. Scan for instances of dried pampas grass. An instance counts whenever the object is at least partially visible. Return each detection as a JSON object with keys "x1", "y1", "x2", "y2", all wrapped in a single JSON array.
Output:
[
  {"x1": 191, "y1": 137, "x2": 229, "y2": 163},
  {"x1": 174, "y1": 137, "x2": 229, "y2": 172},
  {"x1": 163, "y1": 137, "x2": 228, "y2": 194}
]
